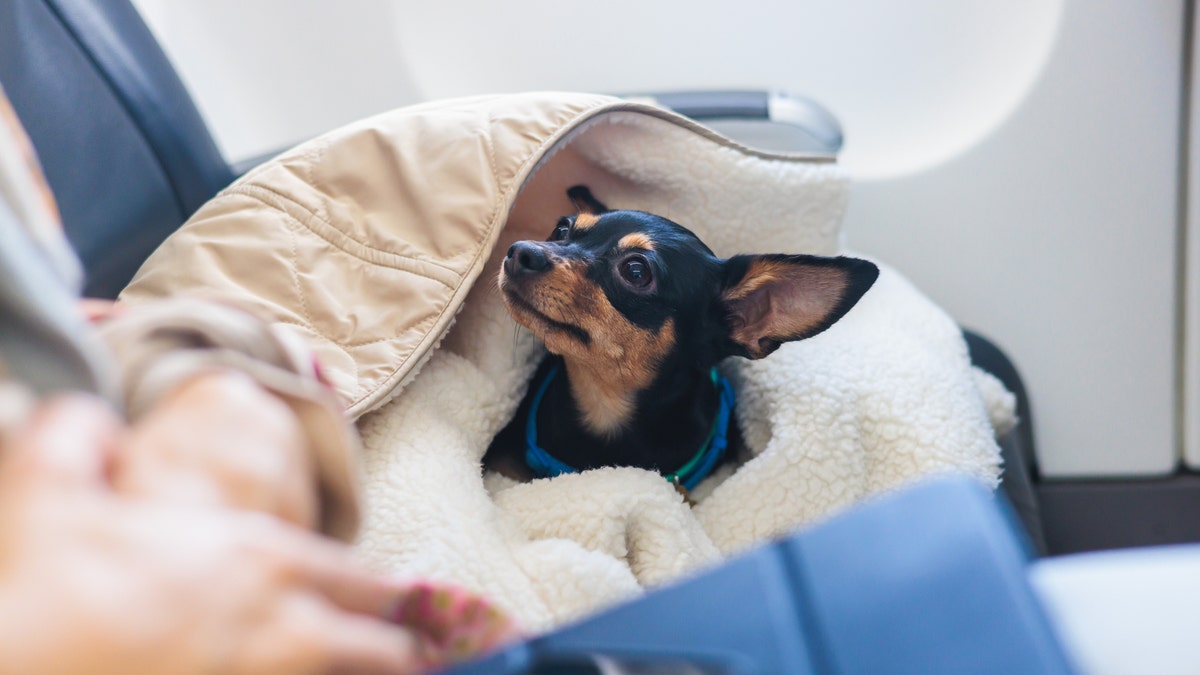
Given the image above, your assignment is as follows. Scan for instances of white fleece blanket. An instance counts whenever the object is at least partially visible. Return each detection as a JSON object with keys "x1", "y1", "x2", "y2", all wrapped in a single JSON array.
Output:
[{"x1": 353, "y1": 112, "x2": 1009, "y2": 632}]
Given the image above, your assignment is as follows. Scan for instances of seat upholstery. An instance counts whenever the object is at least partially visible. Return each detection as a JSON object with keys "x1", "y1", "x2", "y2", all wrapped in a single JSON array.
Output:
[
  {"x1": 450, "y1": 479, "x2": 1072, "y2": 674},
  {"x1": 0, "y1": 0, "x2": 233, "y2": 298}
]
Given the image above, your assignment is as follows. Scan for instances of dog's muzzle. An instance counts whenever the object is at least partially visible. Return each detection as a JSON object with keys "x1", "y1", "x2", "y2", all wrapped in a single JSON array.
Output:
[{"x1": 504, "y1": 241, "x2": 552, "y2": 277}]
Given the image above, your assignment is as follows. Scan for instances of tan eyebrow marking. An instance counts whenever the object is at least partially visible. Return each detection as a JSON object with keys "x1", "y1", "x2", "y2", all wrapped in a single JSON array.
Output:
[
  {"x1": 574, "y1": 213, "x2": 599, "y2": 231},
  {"x1": 617, "y1": 233, "x2": 654, "y2": 251}
]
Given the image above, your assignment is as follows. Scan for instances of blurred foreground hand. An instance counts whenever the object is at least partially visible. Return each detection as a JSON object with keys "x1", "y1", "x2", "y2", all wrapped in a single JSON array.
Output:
[{"x1": 0, "y1": 394, "x2": 422, "y2": 675}]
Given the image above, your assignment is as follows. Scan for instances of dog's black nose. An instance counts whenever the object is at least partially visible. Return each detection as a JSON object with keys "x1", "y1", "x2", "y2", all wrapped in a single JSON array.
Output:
[{"x1": 506, "y1": 241, "x2": 551, "y2": 275}]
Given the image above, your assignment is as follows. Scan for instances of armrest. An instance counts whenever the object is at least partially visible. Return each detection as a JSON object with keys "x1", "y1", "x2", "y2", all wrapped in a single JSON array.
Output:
[
  {"x1": 625, "y1": 90, "x2": 843, "y2": 155},
  {"x1": 964, "y1": 329, "x2": 1047, "y2": 556}
]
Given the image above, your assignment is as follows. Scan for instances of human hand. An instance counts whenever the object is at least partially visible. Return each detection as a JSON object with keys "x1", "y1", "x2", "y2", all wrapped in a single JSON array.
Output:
[
  {"x1": 113, "y1": 376, "x2": 521, "y2": 669},
  {"x1": 0, "y1": 395, "x2": 421, "y2": 674},
  {"x1": 114, "y1": 370, "x2": 320, "y2": 529},
  {"x1": 95, "y1": 297, "x2": 360, "y2": 540}
]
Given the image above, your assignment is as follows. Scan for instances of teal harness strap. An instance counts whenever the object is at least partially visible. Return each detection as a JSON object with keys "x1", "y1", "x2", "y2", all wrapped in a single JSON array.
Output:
[
  {"x1": 523, "y1": 364, "x2": 576, "y2": 478},
  {"x1": 524, "y1": 365, "x2": 735, "y2": 491}
]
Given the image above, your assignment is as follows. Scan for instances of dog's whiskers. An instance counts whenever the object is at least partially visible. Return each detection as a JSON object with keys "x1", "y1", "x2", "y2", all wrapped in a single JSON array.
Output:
[{"x1": 510, "y1": 323, "x2": 520, "y2": 365}]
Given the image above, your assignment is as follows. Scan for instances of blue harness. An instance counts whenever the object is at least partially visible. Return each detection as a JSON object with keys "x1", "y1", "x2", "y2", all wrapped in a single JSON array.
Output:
[{"x1": 524, "y1": 364, "x2": 736, "y2": 492}]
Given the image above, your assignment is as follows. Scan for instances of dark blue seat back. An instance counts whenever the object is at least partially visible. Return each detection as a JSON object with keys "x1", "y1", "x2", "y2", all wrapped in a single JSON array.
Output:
[
  {"x1": 449, "y1": 479, "x2": 1074, "y2": 675},
  {"x1": 0, "y1": 0, "x2": 233, "y2": 298}
]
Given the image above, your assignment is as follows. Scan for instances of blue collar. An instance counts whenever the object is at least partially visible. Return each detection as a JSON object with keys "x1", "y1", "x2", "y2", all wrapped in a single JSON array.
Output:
[{"x1": 524, "y1": 364, "x2": 736, "y2": 492}]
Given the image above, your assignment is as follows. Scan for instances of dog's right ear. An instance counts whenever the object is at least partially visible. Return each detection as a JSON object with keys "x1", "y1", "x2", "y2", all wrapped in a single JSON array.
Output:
[
  {"x1": 719, "y1": 254, "x2": 879, "y2": 359},
  {"x1": 566, "y1": 185, "x2": 609, "y2": 215}
]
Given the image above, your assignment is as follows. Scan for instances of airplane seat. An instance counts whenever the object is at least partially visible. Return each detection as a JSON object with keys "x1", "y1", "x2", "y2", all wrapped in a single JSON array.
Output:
[
  {"x1": 0, "y1": 0, "x2": 1045, "y2": 554},
  {"x1": 0, "y1": 0, "x2": 234, "y2": 299},
  {"x1": 965, "y1": 329, "x2": 1047, "y2": 554}
]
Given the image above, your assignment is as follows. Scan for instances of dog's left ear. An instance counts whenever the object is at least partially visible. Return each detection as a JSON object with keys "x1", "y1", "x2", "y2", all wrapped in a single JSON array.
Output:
[
  {"x1": 719, "y1": 254, "x2": 879, "y2": 359},
  {"x1": 566, "y1": 185, "x2": 609, "y2": 215}
]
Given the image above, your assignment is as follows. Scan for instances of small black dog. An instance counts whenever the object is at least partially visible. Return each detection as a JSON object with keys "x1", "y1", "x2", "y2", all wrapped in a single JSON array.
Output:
[{"x1": 484, "y1": 186, "x2": 878, "y2": 497}]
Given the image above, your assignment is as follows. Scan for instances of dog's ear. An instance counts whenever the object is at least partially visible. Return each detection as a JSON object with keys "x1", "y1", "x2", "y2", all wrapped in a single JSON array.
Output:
[
  {"x1": 719, "y1": 254, "x2": 879, "y2": 359},
  {"x1": 566, "y1": 185, "x2": 609, "y2": 215}
]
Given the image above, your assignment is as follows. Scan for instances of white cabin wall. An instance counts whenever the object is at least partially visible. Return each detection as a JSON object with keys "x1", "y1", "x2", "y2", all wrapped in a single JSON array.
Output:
[
  {"x1": 844, "y1": 0, "x2": 1185, "y2": 477},
  {"x1": 130, "y1": 0, "x2": 425, "y2": 160}
]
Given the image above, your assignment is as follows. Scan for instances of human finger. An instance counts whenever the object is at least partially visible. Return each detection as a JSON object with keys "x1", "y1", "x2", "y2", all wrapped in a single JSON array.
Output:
[
  {"x1": 266, "y1": 532, "x2": 519, "y2": 656},
  {"x1": 257, "y1": 525, "x2": 404, "y2": 619},
  {"x1": 10, "y1": 395, "x2": 121, "y2": 488},
  {"x1": 389, "y1": 581, "x2": 521, "y2": 664},
  {"x1": 314, "y1": 609, "x2": 426, "y2": 675},
  {"x1": 116, "y1": 371, "x2": 318, "y2": 525}
]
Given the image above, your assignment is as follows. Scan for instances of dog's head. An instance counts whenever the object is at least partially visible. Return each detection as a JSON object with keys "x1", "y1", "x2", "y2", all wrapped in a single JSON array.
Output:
[{"x1": 499, "y1": 185, "x2": 879, "y2": 385}]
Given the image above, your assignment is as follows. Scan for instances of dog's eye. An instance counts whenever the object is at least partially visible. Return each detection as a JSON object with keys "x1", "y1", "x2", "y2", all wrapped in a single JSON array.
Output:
[
  {"x1": 550, "y1": 218, "x2": 571, "y2": 242},
  {"x1": 619, "y1": 256, "x2": 653, "y2": 288}
]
